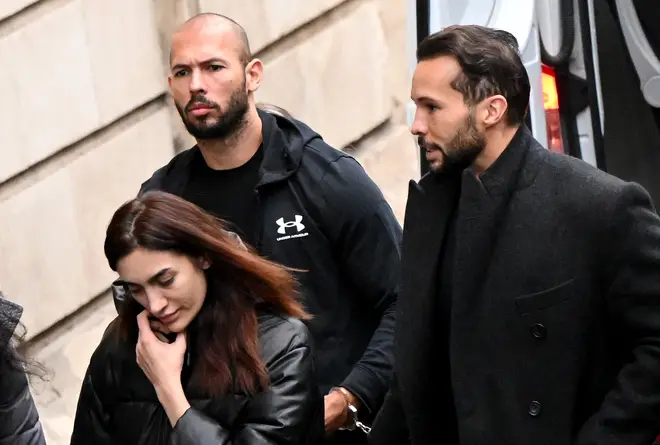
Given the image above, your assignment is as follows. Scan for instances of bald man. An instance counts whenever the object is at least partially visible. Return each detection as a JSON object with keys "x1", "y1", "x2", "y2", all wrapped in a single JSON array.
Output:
[{"x1": 111, "y1": 13, "x2": 400, "y2": 445}]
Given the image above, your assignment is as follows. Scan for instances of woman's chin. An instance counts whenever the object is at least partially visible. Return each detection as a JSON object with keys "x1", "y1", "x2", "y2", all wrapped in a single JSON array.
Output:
[{"x1": 165, "y1": 317, "x2": 190, "y2": 334}]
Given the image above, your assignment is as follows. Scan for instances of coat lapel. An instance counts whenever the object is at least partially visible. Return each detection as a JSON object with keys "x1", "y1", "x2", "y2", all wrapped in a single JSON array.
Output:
[
  {"x1": 401, "y1": 174, "x2": 460, "y2": 313},
  {"x1": 398, "y1": 173, "x2": 460, "y2": 382},
  {"x1": 452, "y1": 127, "x2": 533, "y2": 315}
]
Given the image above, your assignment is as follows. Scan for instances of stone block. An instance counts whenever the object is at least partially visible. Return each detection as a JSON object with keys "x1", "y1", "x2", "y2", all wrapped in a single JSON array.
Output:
[
  {"x1": 256, "y1": 1, "x2": 391, "y2": 148},
  {"x1": 354, "y1": 124, "x2": 419, "y2": 222},
  {"x1": 0, "y1": 0, "x2": 37, "y2": 21},
  {"x1": 152, "y1": 0, "x2": 196, "y2": 71},
  {"x1": 198, "y1": 0, "x2": 346, "y2": 52},
  {"x1": 0, "y1": 107, "x2": 174, "y2": 337},
  {"x1": 0, "y1": 0, "x2": 166, "y2": 184},
  {"x1": 380, "y1": 0, "x2": 412, "y2": 107},
  {"x1": 81, "y1": 0, "x2": 165, "y2": 125},
  {"x1": 0, "y1": 1, "x2": 100, "y2": 183}
]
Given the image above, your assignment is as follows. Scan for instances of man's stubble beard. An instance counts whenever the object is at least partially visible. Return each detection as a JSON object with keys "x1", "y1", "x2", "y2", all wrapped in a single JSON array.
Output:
[
  {"x1": 176, "y1": 80, "x2": 250, "y2": 141},
  {"x1": 426, "y1": 111, "x2": 486, "y2": 175}
]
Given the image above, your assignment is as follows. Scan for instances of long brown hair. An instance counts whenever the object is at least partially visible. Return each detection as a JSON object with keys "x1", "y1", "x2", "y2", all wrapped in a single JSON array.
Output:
[{"x1": 104, "y1": 191, "x2": 309, "y2": 396}]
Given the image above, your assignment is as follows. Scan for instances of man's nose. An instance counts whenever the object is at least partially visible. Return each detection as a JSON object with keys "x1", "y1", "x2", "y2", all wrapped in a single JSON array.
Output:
[
  {"x1": 410, "y1": 112, "x2": 427, "y2": 136},
  {"x1": 189, "y1": 69, "x2": 206, "y2": 94}
]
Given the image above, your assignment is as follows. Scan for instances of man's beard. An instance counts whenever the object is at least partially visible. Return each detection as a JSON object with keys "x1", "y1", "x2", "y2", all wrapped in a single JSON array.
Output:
[
  {"x1": 176, "y1": 82, "x2": 249, "y2": 141},
  {"x1": 420, "y1": 112, "x2": 486, "y2": 175}
]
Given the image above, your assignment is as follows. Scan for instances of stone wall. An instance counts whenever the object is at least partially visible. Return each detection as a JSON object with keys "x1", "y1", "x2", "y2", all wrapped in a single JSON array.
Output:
[
  {"x1": 0, "y1": 0, "x2": 175, "y2": 338},
  {"x1": 0, "y1": 1, "x2": 419, "y2": 444}
]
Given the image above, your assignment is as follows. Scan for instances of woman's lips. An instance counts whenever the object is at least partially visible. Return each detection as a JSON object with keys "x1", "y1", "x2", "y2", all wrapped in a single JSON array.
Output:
[{"x1": 159, "y1": 310, "x2": 179, "y2": 324}]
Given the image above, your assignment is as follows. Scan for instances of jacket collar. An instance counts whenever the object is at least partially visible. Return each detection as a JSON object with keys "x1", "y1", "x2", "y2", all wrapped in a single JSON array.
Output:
[
  {"x1": 397, "y1": 125, "x2": 538, "y2": 402},
  {"x1": 150, "y1": 109, "x2": 319, "y2": 194},
  {"x1": 401, "y1": 125, "x2": 537, "y2": 317},
  {"x1": 255, "y1": 109, "x2": 306, "y2": 187},
  {"x1": 451, "y1": 125, "x2": 535, "y2": 313}
]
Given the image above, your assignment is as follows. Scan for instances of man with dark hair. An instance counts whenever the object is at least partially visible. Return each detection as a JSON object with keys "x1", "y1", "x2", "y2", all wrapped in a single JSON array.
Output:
[
  {"x1": 369, "y1": 24, "x2": 660, "y2": 445},
  {"x1": 112, "y1": 13, "x2": 399, "y2": 445}
]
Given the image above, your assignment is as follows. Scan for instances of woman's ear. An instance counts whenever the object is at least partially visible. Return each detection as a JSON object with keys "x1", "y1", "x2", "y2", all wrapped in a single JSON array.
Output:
[
  {"x1": 198, "y1": 256, "x2": 211, "y2": 270},
  {"x1": 226, "y1": 230, "x2": 248, "y2": 251}
]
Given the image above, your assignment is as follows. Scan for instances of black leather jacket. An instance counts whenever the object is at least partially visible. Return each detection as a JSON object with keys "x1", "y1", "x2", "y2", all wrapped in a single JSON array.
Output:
[
  {"x1": 0, "y1": 298, "x2": 46, "y2": 445},
  {"x1": 70, "y1": 311, "x2": 324, "y2": 445}
]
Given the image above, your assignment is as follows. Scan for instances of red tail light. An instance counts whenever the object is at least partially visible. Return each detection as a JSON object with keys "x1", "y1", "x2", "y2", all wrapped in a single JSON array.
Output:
[{"x1": 542, "y1": 65, "x2": 564, "y2": 153}]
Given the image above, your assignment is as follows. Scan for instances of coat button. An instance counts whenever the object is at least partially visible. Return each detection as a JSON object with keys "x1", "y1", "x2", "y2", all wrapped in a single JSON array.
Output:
[
  {"x1": 531, "y1": 323, "x2": 546, "y2": 339},
  {"x1": 528, "y1": 401, "x2": 542, "y2": 417}
]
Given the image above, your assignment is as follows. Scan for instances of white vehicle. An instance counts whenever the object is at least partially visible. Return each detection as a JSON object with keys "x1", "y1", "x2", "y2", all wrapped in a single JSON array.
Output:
[{"x1": 408, "y1": 0, "x2": 660, "y2": 205}]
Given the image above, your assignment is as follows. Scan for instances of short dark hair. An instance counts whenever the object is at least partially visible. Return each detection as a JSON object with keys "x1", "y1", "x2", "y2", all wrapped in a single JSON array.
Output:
[{"x1": 417, "y1": 25, "x2": 531, "y2": 125}]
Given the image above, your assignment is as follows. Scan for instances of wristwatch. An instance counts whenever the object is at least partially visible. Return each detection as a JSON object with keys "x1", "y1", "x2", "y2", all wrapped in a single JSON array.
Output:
[{"x1": 330, "y1": 387, "x2": 359, "y2": 431}]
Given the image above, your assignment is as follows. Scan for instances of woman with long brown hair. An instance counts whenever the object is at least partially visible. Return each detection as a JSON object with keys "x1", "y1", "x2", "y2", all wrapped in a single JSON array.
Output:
[{"x1": 70, "y1": 191, "x2": 323, "y2": 444}]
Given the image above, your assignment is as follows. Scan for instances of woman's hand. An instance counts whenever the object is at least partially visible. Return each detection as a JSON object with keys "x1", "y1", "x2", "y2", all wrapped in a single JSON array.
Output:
[{"x1": 136, "y1": 310, "x2": 191, "y2": 426}]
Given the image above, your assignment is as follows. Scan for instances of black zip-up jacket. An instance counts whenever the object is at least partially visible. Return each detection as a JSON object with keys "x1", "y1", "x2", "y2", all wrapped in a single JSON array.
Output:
[
  {"x1": 112, "y1": 110, "x2": 401, "y2": 416},
  {"x1": 71, "y1": 312, "x2": 324, "y2": 445}
]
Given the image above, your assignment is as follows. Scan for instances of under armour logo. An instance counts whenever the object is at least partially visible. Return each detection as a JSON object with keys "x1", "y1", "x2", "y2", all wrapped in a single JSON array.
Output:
[{"x1": 276, "y1": 215, "x2": 305, "y2": 235}]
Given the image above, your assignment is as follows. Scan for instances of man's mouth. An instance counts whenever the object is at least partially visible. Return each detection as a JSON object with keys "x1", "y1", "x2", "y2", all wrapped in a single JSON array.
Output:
[
  {"x1": 188, "y1": 103, "x2": 213, "y2": 111},
  {"x1": 418, "y1": 137, "x2": 439, "y2": 152}
]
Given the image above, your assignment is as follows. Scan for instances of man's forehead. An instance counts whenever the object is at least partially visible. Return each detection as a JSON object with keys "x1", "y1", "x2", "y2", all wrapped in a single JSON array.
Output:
[
  {"x1": 170, "y1": 27, "x2": 240, "y2": 64},
  {"x1": 412, "y1": 57, "x2": 465, "y2": 102},
  {"x1": 172, "y1": 23, "x2": 237, "y2": 48},
  {"x1": 414, "y1": 56, "x2": 462, "y2": 84}
]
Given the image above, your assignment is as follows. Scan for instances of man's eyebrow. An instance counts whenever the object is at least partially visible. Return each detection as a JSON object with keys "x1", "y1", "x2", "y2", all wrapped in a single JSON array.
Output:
[
  {"x1": 412, "y1": 95, "x2": 439, "y2": 103},
  {"x1": 171, "y1": 57, "x2": 228, "y2": 71}
]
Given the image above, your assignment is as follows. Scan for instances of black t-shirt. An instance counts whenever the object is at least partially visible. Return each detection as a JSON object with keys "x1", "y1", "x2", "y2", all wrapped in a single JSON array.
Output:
[{"x1": 182, "y1": 145, "x2": 264, "y2": 246}]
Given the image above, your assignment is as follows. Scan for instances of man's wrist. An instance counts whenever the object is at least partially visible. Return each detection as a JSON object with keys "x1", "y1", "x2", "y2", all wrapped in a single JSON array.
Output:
[
  {"x1": 331, "y1": 387, "x2": 361, "y2": 410},
  {"x1": 330, "y1": 387, "x2": 361, "y2": 431}
]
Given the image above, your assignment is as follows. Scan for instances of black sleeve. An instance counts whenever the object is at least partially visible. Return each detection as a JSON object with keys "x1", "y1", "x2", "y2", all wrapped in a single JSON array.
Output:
[
  {"x1": 0, "y1": 366, "x2": 46, "y2": 445},
  {"x1": 319, "y1": 155, "x2": 401, "y2": 413},
  {"x1": 171, "y1": 339, "x2": 323, "y2": 445},
  {"x1": 576, "y1": 183, "x2": 660, "y2": 445},
  {"x1": 70, "y1": 349, "x2": 115, "y2": 445},
  {"x1": 368, "y1": 373, "x2": 410, "y2": 445}
]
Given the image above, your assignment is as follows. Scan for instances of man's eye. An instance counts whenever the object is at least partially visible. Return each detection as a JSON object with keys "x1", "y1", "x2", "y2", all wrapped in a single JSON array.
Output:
[
  {"x1": 209, "y1": 65, "x2": 223, "y2": 72},
  {"x1": 173, "y1": 69, "x2": 189, "y2": 77},
  {"x1": 160, "y1": 277, "x2": 175, "y2": 287},
  {"x1": 128, "y1": 286, "x2": 142, "y2": 295}
]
